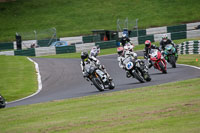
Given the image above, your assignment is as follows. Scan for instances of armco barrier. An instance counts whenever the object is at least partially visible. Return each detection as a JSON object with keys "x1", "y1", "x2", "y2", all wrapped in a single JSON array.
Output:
[
  {"x1": 0, "y1": 42, "x2": 14, "y2": 51},
  {"x1": 186, "y1": 22, "x2": 200, "y2": 30},
  {"x1": 95, "y1": 40, "x2": 117, "y2": 49},
  {"x1": 167, "y1": 24, "x2": 186, "y2": 33},
  {"x1": 138, "y1": 35, "x2": 154, "y2": 44},
  {"x1": 56, "y1": 45, "x2": 76, "y2": 54},
  {"x1": 82, "y1": 35, "x2": 100, "y2": 43},
  {"x1": 129, "y1": 29, "x2": 146, "y2": 37},
  {"x1": 171, "y1": 31, "x2": 187, "y2": 40},
  {"x1": 132, "y1": 29, "x2": 200, "y2": 45},
  {"x1": 0, "y1": 51, "x2": 14, "y2": 56},
  {"x1": 14, "y1": 48, "x2": 35, "y2": 56},
  {"x1": 186, "y1": 29, "x2": 200, "y2": 39},
  {"x1": 146, "y1": 26, "x2": 167, "y2": 35},
  {"x1": 37, "y1": 38, "x2": 59, "y2": 47},
  {"x1": 35, "y1": 47, "x2": 56, "y2": 56},
  {"x1": 60, "y1": 36, "x2": 82, "y2": 45},
  {"x1": 75, "y1": 43, "x2": 95, "y2": 53},
  {"x1": 153, "y1": 33, "x2": 171, "y2": 42}
]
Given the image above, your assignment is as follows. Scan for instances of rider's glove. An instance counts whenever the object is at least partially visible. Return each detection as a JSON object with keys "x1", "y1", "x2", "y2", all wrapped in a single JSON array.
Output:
[{"x1": 123, "y1": 66, "x2": 126, "y2": 69}]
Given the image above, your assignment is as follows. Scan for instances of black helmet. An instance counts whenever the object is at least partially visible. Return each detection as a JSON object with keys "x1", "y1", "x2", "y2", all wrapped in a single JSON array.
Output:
[
  {"x1": 81, "y1": 52, "x2": 88, "y2": 60},
  {"x1": 96, "y1": 45, "x2": 100, "y2": 49}
]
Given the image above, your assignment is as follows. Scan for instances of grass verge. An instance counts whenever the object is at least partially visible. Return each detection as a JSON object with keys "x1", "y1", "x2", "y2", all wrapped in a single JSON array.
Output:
[
  {"x1": 177, "y1": 54, "x2": 200, "y2": 67},
  {"x1": 0, "y1": 55, "x2": 37, "y2": 102},
  {"x1": 0, "y1": 78, "x2": 200, "y2": 133},
  {"x1": 1, "y1": 0, "x2": 200, "y2": 41}
]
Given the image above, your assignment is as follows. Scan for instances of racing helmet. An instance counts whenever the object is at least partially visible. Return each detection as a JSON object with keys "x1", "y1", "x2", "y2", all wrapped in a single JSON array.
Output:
[
  {"x1": 81, "y1": 52, "x2": 88, "y2": 60},
  {"x1": 117, "y1": 47, "x2": 124, "y2": 56},
  {"x1": 145, "y1": 40, "x2": 151, "y2": 48},
  {"x1": 122, "y1": 34, "x2": 126, "y2": 38},
  {"x1": 162, "y1": 34, "x2": 168, "y2": 42},
  {"x1": 96, "y1": 45, "x2": 100, "y2": 49}
]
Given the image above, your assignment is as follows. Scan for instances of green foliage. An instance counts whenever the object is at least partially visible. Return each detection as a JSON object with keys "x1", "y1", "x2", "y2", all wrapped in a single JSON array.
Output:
[{"x1": 0, "y1": 0, "x2": 200, "y2": 41}]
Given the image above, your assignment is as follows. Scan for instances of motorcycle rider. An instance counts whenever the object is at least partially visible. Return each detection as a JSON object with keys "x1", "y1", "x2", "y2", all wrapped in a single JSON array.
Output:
[
  {"x1": 80, "y1": 51, "x2": 112, "y2": 80},
  {"x1": 144, "y1": 40, "x2": 159, "y2": 68},
  {"x1": 89, "y1": 45, "x2": 100, "y2": 57},
  {"x1": 117, "y1": 46, "x2": 140, "y2": 78},
  {"x1": 120, "y1": 34, "x2": 132, "y2": 47},
  {"x1": 160, "y1": 34, "x2": 176, "y2": 51}
]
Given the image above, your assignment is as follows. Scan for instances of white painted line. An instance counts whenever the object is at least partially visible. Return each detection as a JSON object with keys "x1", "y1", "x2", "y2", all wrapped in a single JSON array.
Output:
[
  {"x1": 178, "y1": 64, "x2": 200, "y2": 70},
  {"x1": 7, "y1": 57, "x2": 42, "y2": 104}
]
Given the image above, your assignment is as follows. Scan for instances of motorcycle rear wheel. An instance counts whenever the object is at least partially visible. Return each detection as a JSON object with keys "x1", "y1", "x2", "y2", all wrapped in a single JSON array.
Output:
[
  {"x1": 132, "y1": 70, "x2": 145, "y2": 83},
  {"x1": 92, "y1": 78, "x2": 105, "y2": 91}
]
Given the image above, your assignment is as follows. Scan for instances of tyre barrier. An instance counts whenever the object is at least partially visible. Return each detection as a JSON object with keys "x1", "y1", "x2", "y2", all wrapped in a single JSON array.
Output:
[{"x1": 178, "y1": 40, "x2": 200, "y2": 54}]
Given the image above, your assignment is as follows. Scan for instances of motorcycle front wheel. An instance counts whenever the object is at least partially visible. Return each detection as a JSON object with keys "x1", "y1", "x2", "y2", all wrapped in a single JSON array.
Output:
[
  {"x1": 158, "y1": 61, "x2": 167, "y2": 74},
  {"x1": 0, "y1": 96, "x2": 6, "y2": 108},
  {"x1": 169, "y1": 55, "x2": 176, "y2": 68},
  {"x1": 144, "y1": 72, "x2": 151, "y2": 82},
  {"x1": 108, "y1": 81, "x2": 115, "y2": 90}
]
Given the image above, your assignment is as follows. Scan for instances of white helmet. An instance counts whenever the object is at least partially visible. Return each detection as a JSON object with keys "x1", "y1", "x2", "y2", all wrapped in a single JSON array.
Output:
[
  {"x1": 162, "y1": 34, "x2": 168, "y2": 42},
  {"x1": 122, "y1": 34, "x2": 126, "y2": 37}
]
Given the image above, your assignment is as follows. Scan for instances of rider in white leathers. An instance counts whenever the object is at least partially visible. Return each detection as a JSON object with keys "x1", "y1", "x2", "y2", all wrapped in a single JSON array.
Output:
[
  {"x1": 89, "y1": 45, "x2": 100, "y2": 57},
  {"x1": 117, "y1": 46, "x2": 148, "y2": 78},
  {"x1": 117, "y1": 46, "x2": 138, "y2": 78}
]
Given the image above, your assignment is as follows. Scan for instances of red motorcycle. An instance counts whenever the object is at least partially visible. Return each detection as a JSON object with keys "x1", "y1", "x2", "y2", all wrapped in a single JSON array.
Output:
[{"x1": 149, "y1": 49, "x2": 167, "y2": 74}]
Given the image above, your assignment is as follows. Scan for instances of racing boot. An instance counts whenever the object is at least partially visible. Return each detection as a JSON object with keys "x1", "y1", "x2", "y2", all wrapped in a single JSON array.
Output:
[{"x1": 126, "y1": 71, "x2": 131, "y2": 78}]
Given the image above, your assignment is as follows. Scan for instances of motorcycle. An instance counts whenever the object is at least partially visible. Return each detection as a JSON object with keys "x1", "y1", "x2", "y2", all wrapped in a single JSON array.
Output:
[
  {"x1": 85, "y1": 65, "x2": 115, "y2": 91},
  {"x1": 164, "y1": 44, "x2": 178, "y2": 68},
  {"x1": 0, "y1": 94, "x2": 6, "y2": 108},
  {"x1": 149, "y1": 49, "x2": 167, "y2": 74},
  {"x1": 122, "y1": 51, "x2": 151, "y2": 83}
]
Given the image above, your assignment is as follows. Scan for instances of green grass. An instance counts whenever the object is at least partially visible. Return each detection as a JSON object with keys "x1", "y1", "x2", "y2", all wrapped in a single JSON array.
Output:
[
  {"x1": 177, "y1": 54, "x2": 200, "y2": 67},
  {"x1": 0, "y1": 55, "x2": 37, "y2": 102},
  {"x1": 1, "y1": 0, "x2": 200, "y2": 41},
  {"x1": 0, "y1": 78, "x2": 200, "y2": 133}
]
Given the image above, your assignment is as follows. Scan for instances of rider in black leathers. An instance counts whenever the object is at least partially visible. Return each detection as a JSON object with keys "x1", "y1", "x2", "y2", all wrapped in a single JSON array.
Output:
[
  {"x1": 160, "y1": 34, "x2": 175, "y2": 51},
  {"x1": 144, "y1": 40, "x2": 159, "y2": 68},
  {"x1": 120, "y1": 34, "x2": 131, "y2": 47}
]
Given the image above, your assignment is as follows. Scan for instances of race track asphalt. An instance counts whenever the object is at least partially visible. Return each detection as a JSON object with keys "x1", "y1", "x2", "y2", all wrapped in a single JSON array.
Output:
[{"x1": 7, "y1": 52, "x2": 200, "y2": 107}]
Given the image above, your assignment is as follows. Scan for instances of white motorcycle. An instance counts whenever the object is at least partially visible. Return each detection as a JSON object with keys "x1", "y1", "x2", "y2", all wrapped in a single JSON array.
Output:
[{"x1": 122, "y1": 51, "x2": 151, "y2": 83}]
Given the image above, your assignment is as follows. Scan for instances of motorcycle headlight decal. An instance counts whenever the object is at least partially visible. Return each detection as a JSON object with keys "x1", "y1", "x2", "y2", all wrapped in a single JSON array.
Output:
[{"x1": 126, "y1": 62, "x2": 133, "y2": 70}]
